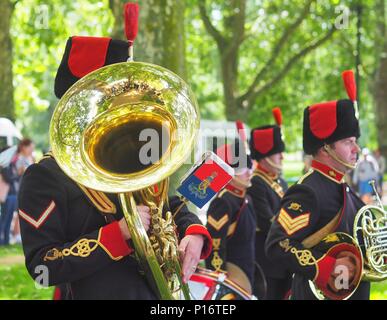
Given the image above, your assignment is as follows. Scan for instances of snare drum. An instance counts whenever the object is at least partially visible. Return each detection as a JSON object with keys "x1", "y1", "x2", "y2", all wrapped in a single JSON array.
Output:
[{"x1": 188, "y1": 267, "x2": 256, "y2": 300}]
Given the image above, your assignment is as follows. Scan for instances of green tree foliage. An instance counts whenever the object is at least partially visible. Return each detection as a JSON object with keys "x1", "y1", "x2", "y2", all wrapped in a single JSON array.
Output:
[
  {"x1": 11, "y1": 0, "x2": 114, "y2": 150},
  {"x1": 6, "y1": 0, "x2": 385, "y2": 154},
  {"x1": 109, "y1": 0, "x2": 187, "y2": 79},
  {"x1": 0, "y1": 0, "x2": 17, "y2": 121},
  {"x1": 186, "y1": 0, "x2": 384, "y2": 152}
]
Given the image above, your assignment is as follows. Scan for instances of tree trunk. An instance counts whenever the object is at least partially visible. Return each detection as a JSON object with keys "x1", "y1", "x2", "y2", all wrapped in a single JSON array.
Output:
[
  {"x1": 199, "y1": 0, "x2": 334, "y2": 122},
  {"x1": 374, "y1": 44, "x2": 387, "y2": 157},
  {"x1": 0, "y1": 0, "x2": 15, "y2": 121},
  {"x1": 109, "y1": 0, "x2": 186, "y2": 79},
  {"x1": 221, "y1": 49, "x2": 246, "y2": 121},
  {"x1": 374, "y1": 0, "x2": 387, "y2": 158}
]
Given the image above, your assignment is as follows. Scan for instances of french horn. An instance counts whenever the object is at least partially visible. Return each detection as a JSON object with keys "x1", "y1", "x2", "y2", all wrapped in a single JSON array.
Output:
[{"x1": 50, "y1": 61, "x2": 200, "y2": 299}]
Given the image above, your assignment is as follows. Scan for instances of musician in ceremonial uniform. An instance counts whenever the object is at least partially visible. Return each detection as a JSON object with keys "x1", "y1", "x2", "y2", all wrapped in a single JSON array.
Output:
[
  {"x1": 18, "y1": 36, "x2": 212, "y2": 300},
  {"x1": 248, "y1": 108, "x2": 292, "y2": 299},
  {"x1": 265, "y1": 71, "x2": 369, "y2": 300},
  {"x1": 205, "y1": 140, "x2": 256, "y2": 294}
]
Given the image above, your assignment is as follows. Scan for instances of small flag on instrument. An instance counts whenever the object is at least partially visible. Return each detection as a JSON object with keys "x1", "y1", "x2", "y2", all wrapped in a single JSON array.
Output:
[{"x1": 177, "y1": 152, "x2": 234, "y2": 208}]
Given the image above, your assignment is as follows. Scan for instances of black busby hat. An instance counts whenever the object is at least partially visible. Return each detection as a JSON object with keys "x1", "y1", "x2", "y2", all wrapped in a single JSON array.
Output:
[
  {"x1": 54, "y1": 3, "x2": 139, "y2": 99},
  {"x1": 303, "y1": 71, "x2": 360, "y2": 155},
  {"x1": 54, "y1": 36, "x2": 129, "y2": 99},
  {"x1": 249, "y1": 107, "x2": 285, "y2": 161}
]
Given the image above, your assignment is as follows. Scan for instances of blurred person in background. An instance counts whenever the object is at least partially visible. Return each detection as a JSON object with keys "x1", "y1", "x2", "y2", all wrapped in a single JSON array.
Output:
[
  {"x1": 353, "y1": 148, "x2": 379, "y2": 204},
  {"x1": 11, "y1": 139, "x2": 35, "y2": 244},
  {"x1": 248, "y1": 108, "x2": 292, "y2": 300},
  {"x1": 205, "y1": 139, "x2": 256, "y2": 295},
  {"x1": 374, "y1": 148, "x2": 385, "y2": 197},
  {"x1": 0, "y1": 151, "x2": 19, "y2": 245}
]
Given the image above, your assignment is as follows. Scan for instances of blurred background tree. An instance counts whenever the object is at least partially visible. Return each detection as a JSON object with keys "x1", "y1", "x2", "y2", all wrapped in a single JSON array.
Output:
[
  {"x1": 110, "y1": 0, "x2": 187, "y2": 78},
  {"x1": 373, "y1": 0, "x2": 387, "y2": 157},
  {"x1": 0, "y1": 0, "x2": 17, "y2": 121},
  {"x1": 0, "y1": 0, "x2": 385, "y2": 155},
  {"x1": 10, "y1": 0, "x2": 114, "y2": 150}
]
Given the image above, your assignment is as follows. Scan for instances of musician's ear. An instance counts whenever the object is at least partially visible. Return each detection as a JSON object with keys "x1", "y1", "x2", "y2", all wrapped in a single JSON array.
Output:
[
  {"x1": 312, "y1": 145, "x2": 327, "y2": 158},
  {"x1": 322, "y1": 143, "x2": 336, "y2": 156}
]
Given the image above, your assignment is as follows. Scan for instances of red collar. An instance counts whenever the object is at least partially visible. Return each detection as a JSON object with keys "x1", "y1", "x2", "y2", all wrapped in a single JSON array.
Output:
[
  {"x1": 225, "y1": 184, "x2": 246, "y2": 198},
  {"x1": 255, "y1": 163, "x2": 278, "y2": 180},
  {"x1": 311, "y1": 160, "x2": 345, "y2": 183}
]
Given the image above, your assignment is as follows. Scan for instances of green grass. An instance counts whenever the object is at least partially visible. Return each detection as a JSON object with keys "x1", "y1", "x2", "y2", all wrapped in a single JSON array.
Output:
[
  {"x1": 0, "y1": 264, "x2": 54, "y2": 300},
  {"x1": 371, "y1": 282, "x2": 387, "y2": 300},
  {"x1": 0, "y1": 258, "x2": 385, "y2": 299},
  {"x1": 0, "y1": 244, "x2": 24, "y2": 257},
  {"x1": 0, "y1": 244, "x2": 53, "y2": 300}
]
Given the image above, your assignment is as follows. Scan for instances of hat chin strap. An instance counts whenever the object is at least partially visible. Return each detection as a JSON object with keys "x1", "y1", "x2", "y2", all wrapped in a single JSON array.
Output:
[
  {"x1": 323, "y1": 144, "x2": 357, "y2": 170},
  {"x1": 265, "y1": 158, "x2": 282, "y2": 171}
]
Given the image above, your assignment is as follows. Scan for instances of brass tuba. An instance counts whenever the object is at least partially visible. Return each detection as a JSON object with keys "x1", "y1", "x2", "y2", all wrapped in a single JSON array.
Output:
[
  {"x1": 50, "y1": 61, "x2": 200, "y2": 299},
  {"x1": 310, "y1": 181, "x2": 387, "y2": 299}
]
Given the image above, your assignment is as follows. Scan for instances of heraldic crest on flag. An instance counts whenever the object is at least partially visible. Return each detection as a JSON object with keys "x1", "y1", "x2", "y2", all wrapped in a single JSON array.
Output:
[{"x1": 177, "y1": 152, "x2": 234, "y2": 208}]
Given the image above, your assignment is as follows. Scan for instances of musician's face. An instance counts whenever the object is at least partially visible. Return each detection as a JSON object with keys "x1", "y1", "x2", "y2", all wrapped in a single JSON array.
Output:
[
  {"x1": 332, "y1": 137, "x2": 360, "y2": 167},
  {"x1": 270, "y1": 152, "x2": 283, "y2": 166},
  {"x1": 264, "y1": 152, "x2": 283, "y2": 175},
  {"x1": 233, "y1": 168, "x2": 253, "y2": 189}
]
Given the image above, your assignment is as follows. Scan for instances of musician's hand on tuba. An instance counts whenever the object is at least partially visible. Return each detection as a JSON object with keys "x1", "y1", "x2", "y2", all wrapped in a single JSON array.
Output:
[
  {"x1": 119, "y1": 205, "x2": 151, "y2": 240},
  {"x1": 178, "y1": 234, "x2": 205, "y2": 283}
]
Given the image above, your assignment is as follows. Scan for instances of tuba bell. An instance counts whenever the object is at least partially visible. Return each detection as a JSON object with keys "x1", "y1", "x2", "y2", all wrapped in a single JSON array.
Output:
[
  {"x1": 310, "y1": 180, "x2": 387, "y2": 299},
  {"x1": 50, "y1": 61, "x2": 200, "y2": 299}
]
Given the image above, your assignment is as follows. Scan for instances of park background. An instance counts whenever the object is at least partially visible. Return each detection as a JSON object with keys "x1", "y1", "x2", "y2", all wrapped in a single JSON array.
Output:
[{"x1": 0, "y1": 0, "x2": 386, "y2": 299}]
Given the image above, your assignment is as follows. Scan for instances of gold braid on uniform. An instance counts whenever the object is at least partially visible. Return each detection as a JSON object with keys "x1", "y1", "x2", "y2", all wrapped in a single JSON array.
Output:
[
  {"x1": 279, "y1": 239, "x2": 316, "y2": 266},
  {"x1": 211, "y1": 252, "x2": 224, "y2": 271},
  {"x1": 44, "y1": 229, "x2": 124, "y2": 262},
  {"x1": 253, "y1": 170, "x2": 284, "y2": 198},
  {"x1": 211, "y1": 238, "x2": 224, "y2": 271}
]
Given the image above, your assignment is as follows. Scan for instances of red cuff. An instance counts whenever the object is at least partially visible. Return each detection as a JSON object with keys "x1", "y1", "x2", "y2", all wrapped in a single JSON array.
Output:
[
  {"x1": 99, "y1": 221, "x2": 134, "y2": 259},
  {"x1": 53, "y1": 287, "x2": 62, "y2": 300},
  {"x1": 314, "y1": 255, "x2": 336, "y2": 289},
  {"x1": 185, "y1": 224, "x2": 213, "y2": 260}
]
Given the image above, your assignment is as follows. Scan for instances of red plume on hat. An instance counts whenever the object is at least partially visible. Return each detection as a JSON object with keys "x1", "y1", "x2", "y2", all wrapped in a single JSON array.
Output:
[
  {"x1": 342, "y1": 70, "x2": 357, "y2": 102},
  {"x1": 342, "y1": 70, "x2": 359, "y2": 118},
  {"x1": 272, "y1": 107, "x2": 283, "y2": 126},
  {"x1": 216, "y1": 144, "x2": 233, "y2": 167},
  {"x1": 124, "y1": 3, "x2": 139, "y2": 43},
  {"x1": 236, "y1": 120, "x2": 247, "y2": 142},
  {"x1": 236, "y1": 120, "x2": 251, "y2": 156},
  {"x1": 124, "y1": 2, "x2": 139, "y2": 60}
]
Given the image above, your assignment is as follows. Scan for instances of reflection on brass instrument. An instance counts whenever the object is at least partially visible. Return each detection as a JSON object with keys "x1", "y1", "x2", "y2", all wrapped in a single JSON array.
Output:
[
  {"x1": 50, "y1": 61, "x2": 200, "y2": 299},
  {"x1": 310, "y1": 180, "x2": 387, "y2": 299}
]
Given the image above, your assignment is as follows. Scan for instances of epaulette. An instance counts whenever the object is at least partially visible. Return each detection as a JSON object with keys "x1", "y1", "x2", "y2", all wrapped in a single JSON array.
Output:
[
  {"x1": 297, "y1": 169, "x2": 314, "y2": 184},
  {"x1": 217, "y1": 189, "x2": 228, "y2": 199},
  {"x1": 37, "y1": 151, "x2": 55, "y2": 163},
  {"x1": 253, "y1": 170, "x2": 284, "y2": 198}
]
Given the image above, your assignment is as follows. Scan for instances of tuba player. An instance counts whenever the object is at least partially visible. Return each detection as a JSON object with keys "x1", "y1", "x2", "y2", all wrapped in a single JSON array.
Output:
[{"x1": 17, "y1": 36, "x2": 212, "y2": 299}]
